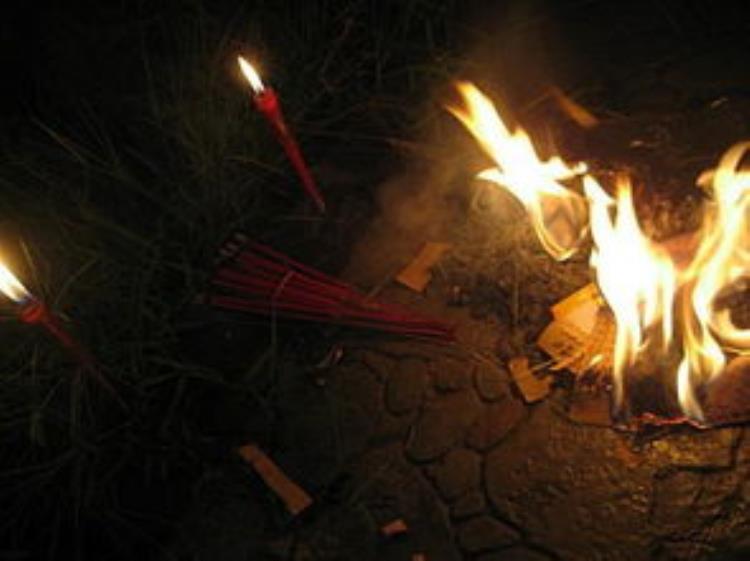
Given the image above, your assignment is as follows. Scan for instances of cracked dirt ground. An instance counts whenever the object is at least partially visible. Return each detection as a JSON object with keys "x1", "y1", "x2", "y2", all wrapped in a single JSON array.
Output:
[{"x1": 174, "y1": 189, "x2": 750, "y2": 560}]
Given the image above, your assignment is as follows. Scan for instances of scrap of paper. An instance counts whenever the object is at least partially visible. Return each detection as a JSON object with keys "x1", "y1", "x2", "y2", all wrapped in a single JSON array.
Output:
[
  {"x1": 396, "y1": 242, "x2": 452, "y2": 292},
  {"x1": 509, "y1": 356, "x2": 551, "y2": 403},
  {"x1": 238, "y1": 443, "x2": 313, "y2": 516}
]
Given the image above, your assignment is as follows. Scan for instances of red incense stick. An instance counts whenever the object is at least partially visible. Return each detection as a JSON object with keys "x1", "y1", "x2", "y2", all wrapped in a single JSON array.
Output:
[
  {"x1": 238, "y1": 56, "x2": 326, "y2": 213},
  {"x1": 209, "y1": 235, "x2": 456, "y2": 342}
]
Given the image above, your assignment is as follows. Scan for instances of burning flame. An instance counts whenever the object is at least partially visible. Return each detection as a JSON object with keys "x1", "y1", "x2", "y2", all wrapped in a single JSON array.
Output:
[
  {"x1": 451, "y1": 81, "x2": 750, "y2": 422},
  {"x1": 447, "y1": 81, "x2": 588, "y2": 260},
  {"x1": 584, "y1": 175, "x2": 676, "y2": 411},
  {"x1": 584, "y1": 144, "x2": 750, "y2": 421},
  {"x1": 238, "y1": 56, "x2": 265, "y2": 94},
  {"x1": 0, "y1": 260, "x2": 31, "y2": 304},
  {"x1": 675, "y1": 142, "x2": 750, "y2": 420}
]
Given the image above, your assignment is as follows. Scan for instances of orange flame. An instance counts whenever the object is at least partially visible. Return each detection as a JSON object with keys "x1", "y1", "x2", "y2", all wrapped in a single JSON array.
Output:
[
  {"x1": 238, "y1": 56, "x2": 265, "y2": 94},
  {"x1": 0, "y1": 260, "x2": 31, "y2": 304},
  {"x1": 447, "y1": 82, "x2": 588, "y2": 260},
  {"x1": 675, "y1": 142, "x2": 750, "y2": 419},
  {"x1": 584, "y1": 175, "x2": 676, "y2": 411},
  {"x1": 585, "y1": 145, "x2": 750, "y2": 421},
  {"x1": 452, "y1": 81, "x2": 750, "y2": 421}
]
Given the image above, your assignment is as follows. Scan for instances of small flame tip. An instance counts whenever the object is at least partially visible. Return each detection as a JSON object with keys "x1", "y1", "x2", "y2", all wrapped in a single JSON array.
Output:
[{"x1": 237, "y1": 55, "x2": 265, "y2": 94}]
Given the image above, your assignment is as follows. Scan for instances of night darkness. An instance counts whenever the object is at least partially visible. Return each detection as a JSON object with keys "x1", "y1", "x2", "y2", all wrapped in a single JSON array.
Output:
[{"x1": 3, "y1": 2, "x2": 750, "y2": 561}]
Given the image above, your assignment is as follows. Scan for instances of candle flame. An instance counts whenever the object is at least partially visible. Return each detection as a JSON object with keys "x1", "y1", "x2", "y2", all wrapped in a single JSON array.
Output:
[
  {"x1": 238, "y1": 56, "x2": 265, "y2": 94},
  {"x1": 0, "y1": 261, "x2": 31, "y2": 304}
]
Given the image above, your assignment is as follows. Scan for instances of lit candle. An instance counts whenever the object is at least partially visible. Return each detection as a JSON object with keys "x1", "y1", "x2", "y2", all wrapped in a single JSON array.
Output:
[
  {"x1": 0, "y1": 259, "x2": 88, "y2": 362},
  {"x1": 238, "y1": 56, "x2": 326, "y2": 213},
  {"x1": 0, "y1": 257, "x2": 120, "y2": 402}
]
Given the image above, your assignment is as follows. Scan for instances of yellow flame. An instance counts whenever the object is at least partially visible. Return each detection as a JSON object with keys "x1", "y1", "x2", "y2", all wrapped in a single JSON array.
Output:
[
  {"x1": 584, "y1": 175, "x2": 677, "y2": 411},
  {"x1": 675, "y1": 142, "x2": 750, "y2": 419},
  {"x1": 452, "y1": 81, "x2": 750, "y2": 421},
  {"x1": 448, "y1": 82, "x2": 588, "y2": 260},
  {"x1": 0, "y1": 261, "x2": 31, "y2": 303},
  {"x1": 582, "y1": 143, "x2": 750, "y2": 420},
  {"x1": 237, "y1": 56, "x2": 265, "y2": 94}
]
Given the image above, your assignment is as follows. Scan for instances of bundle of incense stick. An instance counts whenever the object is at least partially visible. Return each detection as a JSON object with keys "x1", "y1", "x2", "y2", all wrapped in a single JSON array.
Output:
[{"x1": 209, "y1": 235, "x2": 455, "y2": 341}]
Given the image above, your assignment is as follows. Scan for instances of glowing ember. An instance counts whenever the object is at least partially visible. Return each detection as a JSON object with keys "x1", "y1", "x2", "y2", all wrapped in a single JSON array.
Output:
[
  {"x1": 447, "y1": 81, "x2": 588, "y2": 261},
  {"x1": 0, "y1": 260, "x2": 31, "y2": 304},
  {"x1": 237, "y1": 56, "x2": 265, "y2": 94},
  {"x1": 451, "y1": 81, "x2": 750, "y2": 422}
]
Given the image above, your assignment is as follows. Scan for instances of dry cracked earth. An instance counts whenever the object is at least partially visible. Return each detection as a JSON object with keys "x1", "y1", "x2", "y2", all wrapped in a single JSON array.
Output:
[
  {"x1": 176, "y1": 185, "x2": 750, "y2": 561},
  {"x1": 177, "y1": 315, "x2": 750, "y2": 561}
]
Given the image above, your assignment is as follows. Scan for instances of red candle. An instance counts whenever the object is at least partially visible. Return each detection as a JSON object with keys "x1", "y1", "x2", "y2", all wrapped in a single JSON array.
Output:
[
  {"x1": 0, "y1": 259, "x2": 122, "y2": 404},
  {"x1": 238, "y1": 56, "x2": 326, "y2": 213}
]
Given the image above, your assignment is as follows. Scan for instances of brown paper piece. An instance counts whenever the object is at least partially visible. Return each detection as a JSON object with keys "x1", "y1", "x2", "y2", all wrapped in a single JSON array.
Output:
[
  {"x1": 508, "y1": 356, "x2": 551, "y2": 403},
  {"x1": 396, "y1": 242, "x2": 452, "y2": 292},
  {"x1": 550, "y1": 86, "x2": 599, "y2": 129},
  {"x1": 551, "y1": 283, "x2": 603, "y2": 320},
  {"x1": 238, "y1": 444, "x2": 313, "y2": 516},
  {"x1": 538, "y1": 312, "x2": 614, "y2": 376},
  {"x1": 380, "y1": 518, "x2": 409, "y2": 537},
  {"x1": 539, "y1": 284, "x2": 614, "y2": 377},
  {"x1": 568, "y1": 392, "x2": 612, "y2": 426},
  {"x1": 412, "y1": 554, "x2": 427, "y2": 561}
]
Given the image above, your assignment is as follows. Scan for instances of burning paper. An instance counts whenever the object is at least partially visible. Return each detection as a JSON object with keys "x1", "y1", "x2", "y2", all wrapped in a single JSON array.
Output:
[
  {"x1": 451, "y1": 81, "x2": 750, "y2": 424},
  {"x1": 675, "y1": 142, "x2": 750, "y2": 420},
  {"x1": 447, "y1": 82, "x2": 589, "y2": 261},
  {"x1": 584, "y1": 174, "x2": 678, "y2": 411}
]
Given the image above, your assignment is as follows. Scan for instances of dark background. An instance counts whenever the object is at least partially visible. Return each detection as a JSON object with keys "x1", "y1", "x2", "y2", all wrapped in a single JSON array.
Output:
[
  {"x1": 5, "y1": 2, "x2": 750, "y2": 123},
  {"x1": 3, "y1": 1, "x2": 750, "y2": 560}
]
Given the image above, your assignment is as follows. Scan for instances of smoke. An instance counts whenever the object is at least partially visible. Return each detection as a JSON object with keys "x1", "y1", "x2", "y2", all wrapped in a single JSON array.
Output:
[{"x1": 344, "y1": 1, "x2": 589, "y2": 287}]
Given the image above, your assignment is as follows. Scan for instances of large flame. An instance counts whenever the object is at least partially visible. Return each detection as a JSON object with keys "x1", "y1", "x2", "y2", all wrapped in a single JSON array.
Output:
[
  {"x1": 584, "y1": 175, "x2": 676, "y2": 412},
  {"x1": 451, "y1": 81, "x2": 750, "y2": 422},
  {"x1": 585, "y1": 145, "x2": 750, "y2": 421},
  {"x1": 675, "y1": 142, "x2": 750, "y2": 420},
  {"x1": 0, "y1": 260, "x2": 31, "y2": 304},
  {"x1": 448, "y1": 82, "x2": 588, "y2": 260}
]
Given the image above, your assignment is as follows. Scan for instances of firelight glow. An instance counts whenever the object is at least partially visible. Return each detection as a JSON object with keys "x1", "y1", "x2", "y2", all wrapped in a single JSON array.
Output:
[
  {"x1": 0, "y1": 261, "x2": 31, "y2": 304},
  {"x1": 447, "y1": 81, "x2": 588, "y2": 261},
  {"x1": 451, "y1": 81, "x2": 750, "y2": 421},
  {"x1": 237, "y1": 56, "x2": 265, "y2": 94}
]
